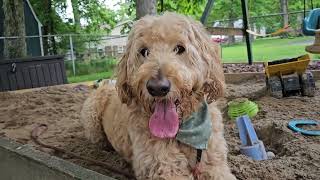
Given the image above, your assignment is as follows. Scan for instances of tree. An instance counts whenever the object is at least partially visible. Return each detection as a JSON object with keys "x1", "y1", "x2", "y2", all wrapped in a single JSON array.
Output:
[
  {"x1": 117, "y1": 0, "x2": 207, "y2": 33},
  {"x1": 136, "y1": 0, "x2": 157, "y2": 19},
  {"x1": 159, "y1": 0, "x2": 206, "y2": 19},
  {"x1": 3, "y1": 0, "x2": 27, "y2": 58},
  {"x1": 71, "y1": 0, "x2": 81, "y2": 32},
  {"x1": 119, "y1": 0, "x2": 207, "y2": 21},
  {"x1": 29, "y1": 0, "x2": 64, "y2": 55},
  {"x1": 28, "y1": 0, "x2": 117, "y2": 56},
  {"x1": 226, "y1": 0, "x2": 238, "y2": 44},
  {"x1": 279, "y1": 0, "x2": 289, "y2": 27},
  {"x1": 78, "y1": 0, "x2": 116, "y2": 33}
]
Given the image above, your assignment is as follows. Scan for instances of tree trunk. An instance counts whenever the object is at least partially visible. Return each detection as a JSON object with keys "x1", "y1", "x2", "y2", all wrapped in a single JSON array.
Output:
[
  {"x1": 42, "y1": 0, "x2": 50, "y2": 55},
  {"x1": 3, "y1": 0, "x2": 27, "y2": 59},
  {"x1": 279, "y1": 0, "x2": 289, "y2": 27},
  {"x1": 227, "y1": 21, "x2": 235, "y2": 44},
  {"x1": 42, "y1": 0, "x2": 56, "y2": 55},
  {"x1": 296, "y1": 13, "x2": 303, "y2": 35},
  {"x1": 71, "y1": 0, "x2": 80, "y2": 32},
  {"x1": 135, "y1": 0, "x2": 157, "y2": 19}
]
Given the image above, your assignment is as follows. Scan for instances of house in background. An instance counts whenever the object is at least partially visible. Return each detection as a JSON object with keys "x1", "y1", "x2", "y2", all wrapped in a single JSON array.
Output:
[
  {"x1": 0, "y1": 0, "x2": 43, "y2": 59},
  {"x1": 101, "y1": 20, "x2": 131, "y2": 58},
  {"x1": 211, "y1": 19, "x2": 266, "y2": 43}
]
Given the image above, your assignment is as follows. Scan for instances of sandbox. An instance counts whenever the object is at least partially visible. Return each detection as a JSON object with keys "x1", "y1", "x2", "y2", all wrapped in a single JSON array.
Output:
[
  {"x1": 0, "y1": 78, "x2": 319, "y2": 180},
  {"x1": 0, "y1": 137, "x2": 113, "y2": 180}
]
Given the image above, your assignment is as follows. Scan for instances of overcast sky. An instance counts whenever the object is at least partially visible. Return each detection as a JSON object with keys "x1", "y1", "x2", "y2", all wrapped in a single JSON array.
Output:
[{"x1": 65, "y1": 0, "x2": 121, "y2": 19}]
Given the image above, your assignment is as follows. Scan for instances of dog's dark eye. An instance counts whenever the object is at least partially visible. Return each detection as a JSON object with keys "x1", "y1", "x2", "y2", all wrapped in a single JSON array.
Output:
[
  {"x1": 174, "y1": 45, "x2": 185, "y2": 55},
  {"x1": 140, "y1": 48, "x2": 150, "y2": 57}
]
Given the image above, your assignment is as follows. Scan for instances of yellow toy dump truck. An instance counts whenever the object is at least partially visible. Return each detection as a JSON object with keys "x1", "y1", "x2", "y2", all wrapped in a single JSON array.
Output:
[{"x1": 265, "y1": 54, "x2": 316, "y2": 98}]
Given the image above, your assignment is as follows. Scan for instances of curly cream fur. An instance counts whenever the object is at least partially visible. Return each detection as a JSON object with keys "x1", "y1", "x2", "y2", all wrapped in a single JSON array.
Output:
[{"x1": 81, "y1": 12, "x2": 236, "y2": 180}]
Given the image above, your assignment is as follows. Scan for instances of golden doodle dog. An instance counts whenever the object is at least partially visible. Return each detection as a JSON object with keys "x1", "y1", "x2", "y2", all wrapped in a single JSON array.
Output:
[{"x1": 81, "y1": 12, "x2": 236, "y2": 180}]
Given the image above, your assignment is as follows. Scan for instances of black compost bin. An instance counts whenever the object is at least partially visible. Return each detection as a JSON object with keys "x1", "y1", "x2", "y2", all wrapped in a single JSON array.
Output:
[{"x1": 0, "y1": 55, "x2": 68, "y2": 92}]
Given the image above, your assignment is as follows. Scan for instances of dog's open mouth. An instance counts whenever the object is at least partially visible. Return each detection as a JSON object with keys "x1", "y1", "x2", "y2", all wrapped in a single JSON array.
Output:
[{"x1": 148, "y1": 100, "x2": 180, "y2": 139}]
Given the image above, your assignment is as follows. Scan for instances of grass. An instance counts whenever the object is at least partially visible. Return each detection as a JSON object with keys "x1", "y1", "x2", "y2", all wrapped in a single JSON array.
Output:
[
  {"x1": 65, "y1": 58, "x2": 117, "y2": 83},
  {"x1": 221, "y1": 36, "x2": 317, "y2": 63},
  {"x1": 67, "y1": 71, "x2": 114, "y2": 83},
  {"x1": 65, "y1": 58, "x2": 117, "y2": 77}
]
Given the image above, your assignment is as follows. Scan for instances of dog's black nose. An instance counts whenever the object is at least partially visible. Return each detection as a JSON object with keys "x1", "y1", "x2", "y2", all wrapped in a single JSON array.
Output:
[{"x1": 146, "y1": 77, "x2": 171, "y2": 97}]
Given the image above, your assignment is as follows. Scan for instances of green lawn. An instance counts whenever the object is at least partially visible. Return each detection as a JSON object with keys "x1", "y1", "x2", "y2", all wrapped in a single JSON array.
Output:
[
  {"x1": 221, "y1": 36, "x2": 318, "y2": 63},
  {"x1": 67, "y1": 71, "x2": 114, "y2": 83}
]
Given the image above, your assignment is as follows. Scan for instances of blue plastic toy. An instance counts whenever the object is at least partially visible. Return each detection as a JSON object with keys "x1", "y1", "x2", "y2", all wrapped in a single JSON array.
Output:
[
  {"x1": 302, "y1": 8, "x2": 320, "y2": 36},
  {"x1": 288, "y1": 119, "x2": 320, "y2": 136},
  {"x1": 236, "y1": 115, "x2": 268, "y2": 161}
]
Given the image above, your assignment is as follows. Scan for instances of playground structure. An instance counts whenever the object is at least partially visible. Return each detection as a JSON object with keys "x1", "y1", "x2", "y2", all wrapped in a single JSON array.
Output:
[
  {"x1": 302, "y1": 8, "x2": 320, "y2": 54},
  {"x1": 201, "y1": 0, "x2": 254, "y2": 64}
]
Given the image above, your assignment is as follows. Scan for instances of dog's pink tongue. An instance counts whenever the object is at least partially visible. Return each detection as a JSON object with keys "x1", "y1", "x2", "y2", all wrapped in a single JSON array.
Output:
[{"x1": 149, "y1": 101, "x2": 179, "y2": 138}]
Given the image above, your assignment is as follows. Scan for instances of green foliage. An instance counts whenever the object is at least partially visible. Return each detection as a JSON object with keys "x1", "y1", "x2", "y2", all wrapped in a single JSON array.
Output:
[
  {"x1": 29, "y1": 0, "x2": 117, "y2": 34},
  {"x1": 117, "y1": 0, "x2": 207, "y2": 33},
  {"x1": 79, "y1": 0, "x2": 117, "y2": 33},
  {"x1": 29, "y1": 0, "x2": 117, "y2": 56},
  {"x1": 65, "y1": 58, "x2": 118, "y2": 76},
  {"x1": 117, "y1": 1, "x2": 136, "y2": 21},
  {"x1": 208, "y1": 0, "x2": 242, "y2": 24},
  {"x1": 159, "y1": 0, "x2": 206, "y2": 19},
  {"x1": 118, "y1": 0, "x2": 207, "y2": 20},
  {"x1": 29, "y1": 0, "x2": 74, "y2": 34},
  {"x1": 67, "y1": 71, "x2": 114, "y2": 83}
]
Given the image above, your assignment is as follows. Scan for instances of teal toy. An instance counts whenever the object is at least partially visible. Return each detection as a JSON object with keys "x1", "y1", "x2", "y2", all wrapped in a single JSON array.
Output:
[
  {"x1": 302, "y1": 8, "x2": 320, "y2": 36},
  {"x1": 288, "y1": 119, "x2": 320, "y2": 136},
  {"x1": 302, "y1": 8, "x2": 320, "y2": 54}
]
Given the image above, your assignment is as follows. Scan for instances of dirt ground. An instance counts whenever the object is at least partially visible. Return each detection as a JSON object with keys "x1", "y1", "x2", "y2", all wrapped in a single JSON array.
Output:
[{"x1": 0, "y1": 80, "x2": 319, "y2": 180}]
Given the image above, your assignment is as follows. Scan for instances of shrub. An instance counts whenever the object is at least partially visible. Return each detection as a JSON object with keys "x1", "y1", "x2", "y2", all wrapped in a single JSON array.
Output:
[{"x1": 65, "y1": 57, "x2": 118, "y2": 77}]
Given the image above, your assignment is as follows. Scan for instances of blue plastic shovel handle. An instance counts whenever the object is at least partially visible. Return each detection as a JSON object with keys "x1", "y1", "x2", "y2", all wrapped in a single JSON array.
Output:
[{"x1": 236, "y1": 115, "x2": 259, "y2": 146}]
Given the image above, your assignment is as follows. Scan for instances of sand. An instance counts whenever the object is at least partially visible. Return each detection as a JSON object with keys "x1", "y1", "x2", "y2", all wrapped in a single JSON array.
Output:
[{"x1": 0, "y1": 81, "x2": 319, "y2": 180}]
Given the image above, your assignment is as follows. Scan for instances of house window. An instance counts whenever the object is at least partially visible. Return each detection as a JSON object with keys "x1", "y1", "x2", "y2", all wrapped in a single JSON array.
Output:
[
  {"x1": 112, "y1": 46, "x2": 118, "y2": 56},
  {"x1": 118, "y1": 46, "x2": 124, "y2": 54}
]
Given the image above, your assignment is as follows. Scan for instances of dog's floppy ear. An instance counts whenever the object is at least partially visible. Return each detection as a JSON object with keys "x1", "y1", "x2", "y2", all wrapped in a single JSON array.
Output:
[
  {"x1": 116, "y1": 32, "x2": 135, "y2": 105},
  {"x1": 187, "y1": 18, "x2": 225, "y2": 103}
]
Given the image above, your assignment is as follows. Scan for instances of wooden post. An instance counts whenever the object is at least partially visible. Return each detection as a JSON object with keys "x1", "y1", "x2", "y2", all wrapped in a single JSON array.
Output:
[
  {"x1": 241, "y1": 0, "x2": 253, "y2": 65},
  {"x1": 69, "y1": 35, "x2": 76, "y2": 76}
]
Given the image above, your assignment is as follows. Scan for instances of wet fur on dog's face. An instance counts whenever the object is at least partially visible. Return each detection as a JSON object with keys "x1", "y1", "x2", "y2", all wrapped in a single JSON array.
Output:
[{"x1": 116, "y1": 13, "x2": 225, "y2": 118}]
